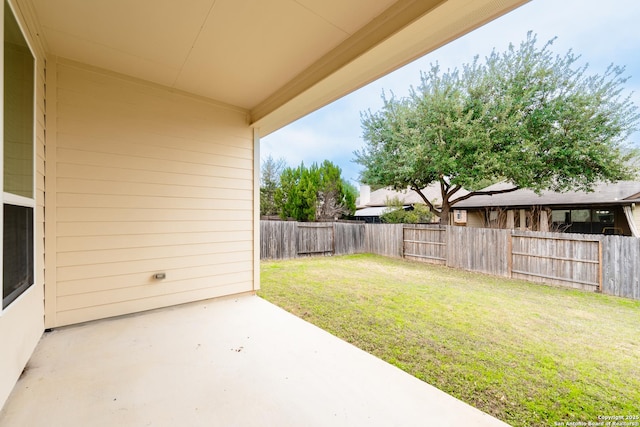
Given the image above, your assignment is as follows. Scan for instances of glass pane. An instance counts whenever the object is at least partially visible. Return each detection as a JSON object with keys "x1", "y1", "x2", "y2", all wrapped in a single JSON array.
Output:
[
  {"x1": 570, "y1": 209, "x2": 591, "y2": 222},
  {"x1": 4, "y1": 1, "x2": 34, "y2": 198},
  {"x1": 551, "y1": 209, "x2": 570, "y2": 226},
  {"x1": 3, "y1": 204, "x2": 33, "y2": 308},
  {"x1": 595, "y1": 209, "x2": 614, "y2": 223}
]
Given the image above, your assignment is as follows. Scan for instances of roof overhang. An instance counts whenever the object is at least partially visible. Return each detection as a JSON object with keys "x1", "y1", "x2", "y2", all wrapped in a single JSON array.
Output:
[
  {"x1": 29, "y1": 0, "x2": 529, "y2": 136},
  {"x1": 462, "y1": 202, "x2": 637, "y2": 211},
  {"x1": 251, "y1": 0, "x2": 530, "y2": 136},
  {"x1": 455, "y1": 181, "x2": 640, "y2": 210}
]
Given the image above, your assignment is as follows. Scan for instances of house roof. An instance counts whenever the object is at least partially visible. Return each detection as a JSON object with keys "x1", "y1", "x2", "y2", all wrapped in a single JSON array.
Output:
[
  {"x1": 454, "y1": 181, "x2": 640, "y2": 209},
  {"x1": 354, "y1": 206, "x2": 396, "y2": 217},
  {"x1": 29, "y1": 0, "x2": 529, "y2": 136},
  {"x1": 357, "y1": 182, "x2": 469, "y2": 209}
]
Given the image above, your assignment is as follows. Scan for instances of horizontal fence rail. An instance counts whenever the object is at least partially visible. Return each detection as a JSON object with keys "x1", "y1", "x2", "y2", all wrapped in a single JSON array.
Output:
[
  {"x1": 447, "y1": 227, "x2": 510, "y2": 277},
  {"x1": 365, "y1": 223, "x2": 403, "y2": 258},
  {"x1": 403, "y1": 226, "x2": 446, "y2": 264},
  {"x1": 296, "y1": 223, "x2": 333, "y2": 255},
  {"x1": 511, "y1": 232, "x2": 601, "y2": 291},
  {"x1": 260, "y1": 220, "x2": 639, "y2": 300}
]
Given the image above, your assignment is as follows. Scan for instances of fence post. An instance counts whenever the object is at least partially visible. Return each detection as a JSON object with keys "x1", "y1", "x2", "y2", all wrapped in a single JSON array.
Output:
[
  {"x1": 598, "y1": 240, "x2": 603, "y2": 293},
  {"x1": 445, "y1": 226, "x2": 451, "y2": 267},
  {"x1": 507, "y1": 231, "x2": 513, "y2": 277}
]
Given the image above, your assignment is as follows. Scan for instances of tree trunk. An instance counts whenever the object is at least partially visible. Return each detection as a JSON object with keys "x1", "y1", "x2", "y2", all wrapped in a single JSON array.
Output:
[{"x1": 440, "y1": 202, "x2": 451, "y2": 225}]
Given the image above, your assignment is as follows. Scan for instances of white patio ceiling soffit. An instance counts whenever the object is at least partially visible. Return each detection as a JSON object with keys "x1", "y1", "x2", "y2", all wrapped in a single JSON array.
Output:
[{"x1": 29, "y1": 0, "x2": 528, "y2": 136}]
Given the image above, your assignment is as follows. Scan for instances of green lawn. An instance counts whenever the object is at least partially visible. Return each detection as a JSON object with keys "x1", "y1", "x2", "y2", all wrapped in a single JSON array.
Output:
[{"x1": 258, "y1": 254, "x2": 640, "y2": 427}]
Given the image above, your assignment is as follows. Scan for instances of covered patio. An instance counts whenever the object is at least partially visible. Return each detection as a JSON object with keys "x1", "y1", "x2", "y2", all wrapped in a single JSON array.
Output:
[
  {"x1": 1, "y1": 0, "x2": 528, "y2": 421},
  {"x1": 0, "y1": 295, "x2": 508, "y2": 426}
]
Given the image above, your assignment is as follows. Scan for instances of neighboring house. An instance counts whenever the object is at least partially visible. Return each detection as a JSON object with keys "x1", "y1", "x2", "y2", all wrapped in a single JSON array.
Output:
[
  {"x1": 355, "y1": 183, "x2": 468, "y2": 223},
  {"x1": 0, "y1": 0, "x2": 529, "y2": 410},
  {"x1": 452, "y1": 181, "x2": 640, "y2": 236},
  {"x1": 355, "y1": 184, "x2": 443, "y2": 222}
]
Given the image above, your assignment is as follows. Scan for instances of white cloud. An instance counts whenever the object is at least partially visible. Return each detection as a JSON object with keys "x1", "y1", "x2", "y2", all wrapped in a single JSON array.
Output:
[{"x1": 261, "y1": 0, "x2": 640, "y2": 185}]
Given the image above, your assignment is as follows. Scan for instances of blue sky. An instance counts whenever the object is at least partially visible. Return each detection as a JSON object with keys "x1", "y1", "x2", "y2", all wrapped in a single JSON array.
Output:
[{"x1": 261, "y1": 0, "x2": 640, "y2": 186}]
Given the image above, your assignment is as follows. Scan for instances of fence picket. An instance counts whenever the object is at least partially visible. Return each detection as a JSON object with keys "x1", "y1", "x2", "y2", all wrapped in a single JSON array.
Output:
[{"x1": 403, "y1": 225, "x2": 446, "y2": 264}]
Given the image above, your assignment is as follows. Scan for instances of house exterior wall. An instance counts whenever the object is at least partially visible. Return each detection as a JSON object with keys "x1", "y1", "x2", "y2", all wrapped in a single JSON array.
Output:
[
  {"x1": 0, "y1": 0, "x2": 46, "y2": 410},
  {"x1": 466, "y1": 211, "x2": 485, "y2": 228},
  {"x1": 45, "y1": 59, "x2": 256, "y2": 327},
  {"x1": 463, "y1": 206, "x2": 637, "y2": 236}
]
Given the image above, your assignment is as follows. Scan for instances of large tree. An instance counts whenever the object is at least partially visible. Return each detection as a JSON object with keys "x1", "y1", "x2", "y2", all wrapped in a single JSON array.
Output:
[
  {"x1": 275, "y1": 160, "x2": 356, "y2": 221},
  {"x1": 355, "y1": 33, "x2": 639, "y2": 224},
  {"x1": 260, "y1": 155, "x2": 287, "y2": 216}
]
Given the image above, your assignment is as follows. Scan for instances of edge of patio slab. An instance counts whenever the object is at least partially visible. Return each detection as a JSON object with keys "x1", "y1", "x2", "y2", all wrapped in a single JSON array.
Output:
[{"x1": 0, "y1": 295, "x2": 510, "y2": 427}]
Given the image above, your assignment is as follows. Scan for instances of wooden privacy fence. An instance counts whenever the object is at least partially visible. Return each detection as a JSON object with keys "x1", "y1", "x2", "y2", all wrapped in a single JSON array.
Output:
[
  {"x1": 446, "y1": 227, "x2": 510, "y2": 277},
  {"x1": 296, "y1": 223, "x2": 333, "y2": 255},
  {"x1": 260, "y1": 221, "x2": 640, "y2": 300},
  {"x1": 260, "y1": 220, "x2": 297, "y2": 259},
  {"x1": 401, "y1": 227, "x2": 603, "y2": 292},
  {"x1": 510, "y1": 232, "x2": 602, "y2": 292},
  {"x1": 364, "y1": 223, "x2": 403, "y2": 258},
  {"x1": 260, "y1": 221, "x2": 365, "y2": 259},
  {"x1": 403, "y1": 226, "x2": 446, "y2": 264},
  {"x1": 601, "y1": 235, "x2": 640, "y2": 300}
]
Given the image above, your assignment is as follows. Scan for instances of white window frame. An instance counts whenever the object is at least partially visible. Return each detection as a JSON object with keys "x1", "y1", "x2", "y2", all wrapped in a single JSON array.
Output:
[{"x1": 0, "y1": 0, "x2": 37, "y2": 314}]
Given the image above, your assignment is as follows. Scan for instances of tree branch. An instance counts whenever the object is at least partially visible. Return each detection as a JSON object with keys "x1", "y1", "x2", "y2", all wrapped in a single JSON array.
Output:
[
  {"x1": 449, "y1": 184, "x2": 463, "y2": 197},
  {"x1": 450, "y1": 185, "x2": 521, "y2": 205},
  {"x1": 411, "y1": 186, "x2": 439, "y2": 216},
  {"x1": 439, "y1": 175, "x2": 451, "y2": 193}
]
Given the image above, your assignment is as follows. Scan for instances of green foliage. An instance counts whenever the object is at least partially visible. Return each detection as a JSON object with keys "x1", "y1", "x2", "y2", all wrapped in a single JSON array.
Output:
[
  {"x1": 380, "y1": 197, "x2": 434, "y2": 223},
  {"x1": 275, "y1": 163, "x2": 315, "y2": 221},
  {"x1": 355, "y1": 32, "x2": 639, "y2": 223},
  {"x1": 260, "y1": 155, "x2": 287, "y2": 216},
  {"x1": 341, "y1": 179, "x2": 359, "y2": 213},
  {"x1": 275, "y1": 160, "x2": 356, "y2": 221}
]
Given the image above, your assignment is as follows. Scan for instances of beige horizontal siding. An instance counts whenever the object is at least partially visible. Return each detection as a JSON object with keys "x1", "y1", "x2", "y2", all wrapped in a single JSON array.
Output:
[
  {"x1": 56, "y1": 147, "x2": 251, "y2": 180},
  {"x1": 50, "y1": 59, "x2": 255, "y2": 326},
  {"x1": 35, "y1": 50, "x2": 46, "y2": 296},
  {"x1": 57, "y1": 129, "x2": 253, "y2": 168},
  {"x1": 57, "y1": 253, "x2": 252, "y2": 285},
  {"x1": 56, "y1": 178, "x2": 252, "y2": 200},
  {"x1": 56, "y1": 193, "x2": 253, "y2": 211},
  {"x1": 57, "y1": 269, "x2": 253, "y2": 308},
  {"x1": 55, "y1": 282, "x2": 254, "y2": 327},
  {"x1": 57, "y1": 231, "x2": 252, "y2": 252},
  {"x1": 57, "y1": 241, "x2": 251, "y2": 267},
  {"x1": 56, "y1": 207, "x2": 253, "y2": 223},
  {"x1": 466, "y1": 211, "x2": 485, "y2": 228},
  {"x1": 57, "y1": 257, "x2": 252, "y2": 297},
  {"x1": 58, "y1": 252, "x2": 251, "y2": 282},
  {"x1": 57, "y1": 163, "x2": 252, "y2": 191},
  {"x1": 57, "y1": 220, "x2": 251, "y2": 237},
  {"x1": 56, "y1": 129, "x2": 253, "y2": 165}
]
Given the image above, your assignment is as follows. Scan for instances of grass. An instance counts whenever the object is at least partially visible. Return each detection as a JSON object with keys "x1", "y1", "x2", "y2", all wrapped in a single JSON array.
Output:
[{"x1": 258, "y1": 254, "x2": 640, "y2": 427}]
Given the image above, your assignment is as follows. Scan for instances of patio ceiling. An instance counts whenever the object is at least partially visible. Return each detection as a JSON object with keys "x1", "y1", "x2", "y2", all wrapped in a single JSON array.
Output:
[{"x1": 29, "y1": 0, "x2": 528, "y2": 136}]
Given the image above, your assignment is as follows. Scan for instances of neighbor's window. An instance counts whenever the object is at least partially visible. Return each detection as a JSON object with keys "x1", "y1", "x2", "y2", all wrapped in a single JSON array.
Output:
[
  {"x1": 2, "y1": 0, "x2": 35, "y2": 309},
  {"x1": 551, "y1": 208, "x2": 616, "y2": 235}
]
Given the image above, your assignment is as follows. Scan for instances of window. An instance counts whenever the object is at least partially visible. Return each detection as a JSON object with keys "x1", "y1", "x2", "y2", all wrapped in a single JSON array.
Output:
[
  {"x1": 3, "y1": 204, "x2": 33, "y2": 307},
  {"x1": 551, "y1": 208, "x2": 615, "y2": 235},
  {"x1": 2, "y1": 1, "x2": 35, "y2": 309}
]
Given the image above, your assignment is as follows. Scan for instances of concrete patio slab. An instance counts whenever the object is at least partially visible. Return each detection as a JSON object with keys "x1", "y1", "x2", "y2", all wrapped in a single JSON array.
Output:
[{"x1": 0, "y1": 295, "x2": 510, "y2": 427}]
